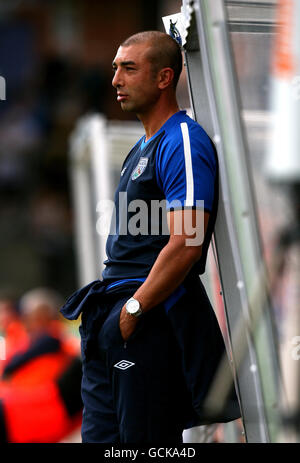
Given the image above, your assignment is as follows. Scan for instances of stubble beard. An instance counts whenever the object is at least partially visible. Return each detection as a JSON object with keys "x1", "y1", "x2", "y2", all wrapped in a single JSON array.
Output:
[
  {"x1": 120, "y1": 97, "x2": 143, "y2": 114},
  {"x1": 120, "y1": 95, "x2": 157, "y2": 116}
]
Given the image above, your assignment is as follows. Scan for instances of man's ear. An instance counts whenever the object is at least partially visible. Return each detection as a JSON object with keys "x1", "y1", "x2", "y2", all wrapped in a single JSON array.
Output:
[{"x1": 157, "y1": 68, "x2": 174, "y2": 90}]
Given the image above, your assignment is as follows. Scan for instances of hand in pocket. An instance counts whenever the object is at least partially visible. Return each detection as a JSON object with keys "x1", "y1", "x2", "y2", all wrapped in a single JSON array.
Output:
[{"x1": 119, "y1": 305, "x2": 139, "y2": 341}]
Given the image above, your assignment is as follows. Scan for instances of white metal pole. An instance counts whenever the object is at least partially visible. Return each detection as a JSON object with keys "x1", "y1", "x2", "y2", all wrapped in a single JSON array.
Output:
[
  {"x1": 88, "y1": 114, "x2": 112, "y2": 274},
  {"x1": 69, "y1": 120, "x2": 99, "y2": 286}
]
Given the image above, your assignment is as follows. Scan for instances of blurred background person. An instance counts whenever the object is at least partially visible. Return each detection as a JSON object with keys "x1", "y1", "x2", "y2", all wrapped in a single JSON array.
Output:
[
  {"x1": 2, "y1": 288, "x2": 80, "y2": 384},
  {"x1": 0, "y1": 291, "x2": 29, "y2": 376},
  {"x1": 0, "y1": 287, "x2": 82, "y2": 443}
]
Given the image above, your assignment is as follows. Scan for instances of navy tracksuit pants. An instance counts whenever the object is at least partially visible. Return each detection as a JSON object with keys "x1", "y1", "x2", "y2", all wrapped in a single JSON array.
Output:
[
  {"x1": 61, "y1": 277, "x2": 241, "y2": 443},
  {"x1": 80, "y1": 290, "x2": 192, "y2": 443}
]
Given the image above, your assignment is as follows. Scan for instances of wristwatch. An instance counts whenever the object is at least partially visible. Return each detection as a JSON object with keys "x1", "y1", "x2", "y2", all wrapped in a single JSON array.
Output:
[{"x1": 125, "y1": 297, "x2": 143, "y2": 317}]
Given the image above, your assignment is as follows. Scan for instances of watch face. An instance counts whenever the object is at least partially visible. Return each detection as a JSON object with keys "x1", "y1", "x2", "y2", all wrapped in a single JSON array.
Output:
[{"x1": 127, "y1": 299, "x2": 140, "y2": 314}]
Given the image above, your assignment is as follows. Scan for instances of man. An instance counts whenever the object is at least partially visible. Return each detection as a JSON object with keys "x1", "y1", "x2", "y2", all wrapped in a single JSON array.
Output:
[{"x1": 61, "y1": 30, "x2": 240, "y2": 443}]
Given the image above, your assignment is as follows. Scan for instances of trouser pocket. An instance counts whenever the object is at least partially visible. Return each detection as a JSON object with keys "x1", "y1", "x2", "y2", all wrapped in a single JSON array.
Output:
[
  {"x1": 80, "y1": 304, "x2": 109, "y2": 361},
  {"x1": 97, "y1": 297, "x2": 128, "y2": 350}
]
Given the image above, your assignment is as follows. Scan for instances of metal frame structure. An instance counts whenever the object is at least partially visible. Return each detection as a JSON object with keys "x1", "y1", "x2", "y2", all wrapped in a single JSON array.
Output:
[{"x1": 176, "y1": 0, "x2": 282, "y2": 442}]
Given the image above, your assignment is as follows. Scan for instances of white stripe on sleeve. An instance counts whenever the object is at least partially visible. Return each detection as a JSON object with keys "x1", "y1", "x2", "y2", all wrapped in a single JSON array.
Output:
[{"x1": 180, "y1": 122, "x2": 194, "y2": 206}]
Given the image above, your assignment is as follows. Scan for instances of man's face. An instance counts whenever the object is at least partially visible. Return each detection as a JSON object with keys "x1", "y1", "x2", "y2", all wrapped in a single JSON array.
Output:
[{"x1": 112, "y1": 43, "x2": 160, "y2": 114}]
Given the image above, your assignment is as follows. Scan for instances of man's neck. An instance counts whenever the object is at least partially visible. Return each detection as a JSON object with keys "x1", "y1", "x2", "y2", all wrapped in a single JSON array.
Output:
[{"x1": 138, "y1": 98, "x2": 180, "y2": 141}]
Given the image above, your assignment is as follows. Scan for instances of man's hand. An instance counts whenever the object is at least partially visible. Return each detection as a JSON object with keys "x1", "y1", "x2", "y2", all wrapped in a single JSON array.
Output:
[{"x1": 119, "y1": 305, "x2": 139, "y2": 341}]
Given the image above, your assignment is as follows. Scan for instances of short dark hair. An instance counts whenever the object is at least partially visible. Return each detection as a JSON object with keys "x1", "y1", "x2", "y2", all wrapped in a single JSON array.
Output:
[{"x1": 121, "y1": 31, "x2": 183, "y2": 88}]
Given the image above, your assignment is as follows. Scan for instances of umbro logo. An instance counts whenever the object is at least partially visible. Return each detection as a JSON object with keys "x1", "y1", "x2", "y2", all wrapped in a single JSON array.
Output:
[{"x1": 114, "y1": 360, "x2": 135, "y2": 370}]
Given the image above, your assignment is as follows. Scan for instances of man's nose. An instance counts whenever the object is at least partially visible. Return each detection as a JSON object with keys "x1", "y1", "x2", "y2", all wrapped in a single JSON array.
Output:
[{"x1": 112, "y1": 69, "x2": 123, "y2": 88}]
